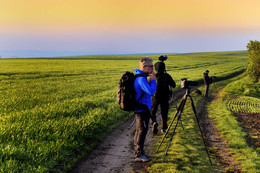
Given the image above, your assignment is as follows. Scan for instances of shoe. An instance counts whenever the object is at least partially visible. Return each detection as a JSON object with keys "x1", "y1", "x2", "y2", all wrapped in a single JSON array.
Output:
[
  {"x1": 152, "y1": 122, "x2": 158, "y2": 134},
  {"x1": 134, "y1": 154, "x2": 152, "y2": 162},
  {"x1": 161, "y1": 129, "x2": 166, "y2": 133}
]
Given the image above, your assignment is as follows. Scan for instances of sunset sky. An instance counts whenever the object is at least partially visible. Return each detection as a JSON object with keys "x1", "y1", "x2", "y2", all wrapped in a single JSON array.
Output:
[{"x1": 1, "y1": 0, "x2": 260, "y2": 57}]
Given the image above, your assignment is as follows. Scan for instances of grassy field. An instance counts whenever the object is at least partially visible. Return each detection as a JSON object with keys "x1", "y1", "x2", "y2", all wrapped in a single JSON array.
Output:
[
  {"x1": 207, "y1": 74, "x2": 260, "y2": 172},
  {"x1": 0, "y1": 51, "x2": 249, "y2": 172}
]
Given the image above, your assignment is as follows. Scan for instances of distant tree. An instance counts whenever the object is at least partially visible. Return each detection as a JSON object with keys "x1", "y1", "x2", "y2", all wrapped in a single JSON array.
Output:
[{"x1": 246, "y1": 40, "x2": 260, "y2": 82}]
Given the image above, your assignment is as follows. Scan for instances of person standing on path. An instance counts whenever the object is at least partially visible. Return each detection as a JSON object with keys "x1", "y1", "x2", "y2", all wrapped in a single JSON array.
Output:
[
  {"x1": 203, "y1": 70, "x2": 211, "y2": 97},
  {"x1": 151, "y1": 61, "x2": 176, "y2": 133},
  {"x1": 133, "y1": 57, "x2": 157, "y2": 162}
]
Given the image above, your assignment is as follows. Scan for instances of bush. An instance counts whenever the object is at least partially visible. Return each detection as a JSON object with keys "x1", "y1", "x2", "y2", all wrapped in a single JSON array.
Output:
[{"x1": 246, "y1": 40, "x2": 260, "y2": 82}]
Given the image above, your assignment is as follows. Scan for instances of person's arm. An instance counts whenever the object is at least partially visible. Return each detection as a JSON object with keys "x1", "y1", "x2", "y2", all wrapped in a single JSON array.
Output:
[
  {"x1": 138, "y1": 77, "x2": 156, "y2": 96},
  {"x1": 167, "y1": 74, "x2": 176, "y2": 88}
]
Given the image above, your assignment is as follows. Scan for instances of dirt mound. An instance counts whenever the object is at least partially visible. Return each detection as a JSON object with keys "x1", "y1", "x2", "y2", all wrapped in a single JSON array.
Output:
[{"x1": 233, "y1": 112, "x2": 260, "y2": 149}]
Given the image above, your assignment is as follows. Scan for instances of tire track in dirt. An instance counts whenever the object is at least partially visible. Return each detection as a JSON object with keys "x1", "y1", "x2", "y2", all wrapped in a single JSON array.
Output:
[
  {"x1": 197, "y1": 89, "x2": 242, "y2": 172},
  {"x1": 71, "y1": 115, "x2": 140, "y2": 173}
]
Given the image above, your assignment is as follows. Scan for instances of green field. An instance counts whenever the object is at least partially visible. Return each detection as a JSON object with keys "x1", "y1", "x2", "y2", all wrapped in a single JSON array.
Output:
[
  {"x1": 0, "y1": 51, "x2": 250, "y2": 172},
  {"x1": 207, "y1": 75, "x2": 260, "y2": 172}
]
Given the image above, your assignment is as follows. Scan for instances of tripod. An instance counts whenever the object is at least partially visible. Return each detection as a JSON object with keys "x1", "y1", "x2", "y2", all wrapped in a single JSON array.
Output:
[{"x1": 157, "y1": 88, "x2": 212, "y2": 165}]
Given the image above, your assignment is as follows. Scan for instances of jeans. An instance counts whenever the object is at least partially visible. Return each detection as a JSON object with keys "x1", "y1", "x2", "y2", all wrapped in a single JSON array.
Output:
[
  {"x1": 204, "y1": 84, "x2": 210, "y2": 97},
  {"x1": 134, "y1": 110, "x2": 150, "y2": 157},
  {"x1": 151, "y1": 97, "x2": 169, "y2": 130}
]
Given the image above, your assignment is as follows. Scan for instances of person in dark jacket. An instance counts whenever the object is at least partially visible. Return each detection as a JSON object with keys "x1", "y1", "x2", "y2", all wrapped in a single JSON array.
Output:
[
  {"x1": 203, "y1": 70, "x2": 211, "y2": 97},
  {"x1": 151, "y1": 62, "x2": 176, "y2": 133},
  {"x1": 134, "y1": 57, "x2": 157, "y2": 162}
]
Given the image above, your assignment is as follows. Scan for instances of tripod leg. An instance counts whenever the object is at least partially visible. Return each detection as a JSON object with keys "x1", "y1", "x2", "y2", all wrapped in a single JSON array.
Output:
[
  {"x1": 162, "y1": 113, "x2": 182, "y2": 162},
  {"x1": 176, "y1": 94, "x2": 188, "y2": 130},
  {"x1": 157, "y1": 97, "x2": 186, "y2": 151},
  {"x1": 163, "y1": 109, "x2": 185, "y2": 162},
  {"x1": 179, "y1": 116, "x2": 185, "y2": 130},
  {"x1": 162, "y1": 95, "x2": 188, "y2": 162},
  {"x1": 189, "y1": 96, "x2": 213, "y2": 165}
]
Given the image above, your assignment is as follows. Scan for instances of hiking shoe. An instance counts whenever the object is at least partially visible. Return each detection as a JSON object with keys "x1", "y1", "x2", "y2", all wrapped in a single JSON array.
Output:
[
  {"x1": 161, "y1": 129, "x2": 166, "y2": 133},
  {"x1": 135, "y1": 154, "x2": 152, "y2": 162},
  {"x1": 152, "y1": 122, "x2": 158, "y2": 134}
]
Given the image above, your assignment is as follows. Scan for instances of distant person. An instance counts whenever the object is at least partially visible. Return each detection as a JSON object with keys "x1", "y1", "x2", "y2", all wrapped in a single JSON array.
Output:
[
  {"x1": 151, "y1": 62, "x2": 176, "y2": 133},
  {"x1": 134, "y1": 57, "x2": 157, "y2": 162},
  {"x1": 203, "y1": 70, "x2": 211, "y2": 97}
]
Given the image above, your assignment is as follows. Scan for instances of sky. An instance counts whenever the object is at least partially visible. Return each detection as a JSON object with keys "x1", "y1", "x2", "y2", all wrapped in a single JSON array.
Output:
[{"x1": 1, "y1": 0, "x2": 260, "y2": 57}]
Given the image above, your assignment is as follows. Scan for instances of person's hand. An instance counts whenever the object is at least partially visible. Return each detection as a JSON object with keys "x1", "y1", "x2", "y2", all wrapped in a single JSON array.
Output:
[{"x1": 150, "y1": 71, "x2": 156, "y2": 80}]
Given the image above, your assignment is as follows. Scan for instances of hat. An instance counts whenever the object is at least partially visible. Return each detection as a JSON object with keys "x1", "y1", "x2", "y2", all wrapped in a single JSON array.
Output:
[{"x1": 206, "y1": 70, "x2": 209, "y2": 72}]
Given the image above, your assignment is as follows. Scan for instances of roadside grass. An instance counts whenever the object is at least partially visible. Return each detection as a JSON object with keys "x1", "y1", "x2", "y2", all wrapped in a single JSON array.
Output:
[
  {"x1": 205, "y1": 74, "x2": 259, "y2": 172},
  {"x1": 149, "y1": 73, "x2": 259, "y2": 172},
  {"x1": 0, "y1": 53, "x2": 249, "y2": 172},
  {"x1": 149, "y1": 92, "x2": 220, "y2": 172}
]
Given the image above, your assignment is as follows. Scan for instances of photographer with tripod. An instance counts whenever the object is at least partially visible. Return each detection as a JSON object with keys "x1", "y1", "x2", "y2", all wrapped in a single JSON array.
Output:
[
  {"x1": 157, "y1": 78, "x2": 212, "y2": 164},
  {"x1": 151, "y1": 55, "x2": 176, "y2": 134}
]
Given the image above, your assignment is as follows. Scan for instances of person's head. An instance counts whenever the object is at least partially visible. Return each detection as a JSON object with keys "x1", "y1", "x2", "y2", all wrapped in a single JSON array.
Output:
[
  {"x1": 204, "y1": 70, "x2": 209, "y2": 76},
  {"x1": 155, "y1": 62, "x2": 165, "y2": 74},
  {"x1": 140, "y1": 57, "x2": 154, "y2": 74}
]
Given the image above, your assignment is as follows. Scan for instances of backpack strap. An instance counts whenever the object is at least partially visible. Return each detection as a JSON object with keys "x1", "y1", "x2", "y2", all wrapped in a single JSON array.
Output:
[
  {"x1": 137, "y1": 91, "x2": 145, "y2": 102},
  {"x1": 134, "y1": 74, "x2": 148, "y2": 112},
  {"x1": 135, "y1": 74, "x2": 145, "y2": 103}
]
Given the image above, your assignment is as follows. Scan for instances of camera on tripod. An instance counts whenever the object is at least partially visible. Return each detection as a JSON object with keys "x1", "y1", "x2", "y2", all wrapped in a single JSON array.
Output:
[
  {"x1": 158, "y1": 55, "x2": 168, "y2": 62},
  {"x1": 181, "y1": 78, "x2": 198, "y2": 89},
  {"x1": 158, "y1": 77, "x2": 212, "y2": 165}
]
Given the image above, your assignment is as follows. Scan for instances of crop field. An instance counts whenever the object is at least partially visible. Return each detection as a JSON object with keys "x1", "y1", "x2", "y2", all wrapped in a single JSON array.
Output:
[
  {"x1": 0, "y1": 52, "x2": 249, "y2": 172},
  {"x1": 223, "y1": 75, "x2": 260, "y2": 114},
  {"x1": 227, "y1": 96, "x2": 260, "y2": 113}
]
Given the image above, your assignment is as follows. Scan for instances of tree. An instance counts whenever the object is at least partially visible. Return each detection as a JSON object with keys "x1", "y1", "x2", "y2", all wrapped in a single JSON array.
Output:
[{"x1": 246, "y1": 40, "x2": 260, "y2": 82}]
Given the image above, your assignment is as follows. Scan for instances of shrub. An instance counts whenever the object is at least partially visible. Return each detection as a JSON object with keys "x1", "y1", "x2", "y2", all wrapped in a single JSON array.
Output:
[{"x1": 246, "y1": 40, "x2": 260, "y2": 82}]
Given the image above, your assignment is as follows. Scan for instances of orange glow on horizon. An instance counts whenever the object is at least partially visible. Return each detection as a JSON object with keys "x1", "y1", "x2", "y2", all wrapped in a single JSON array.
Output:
[{"x1": 1, "y1": 0, "x2": 260, "y2": 33}]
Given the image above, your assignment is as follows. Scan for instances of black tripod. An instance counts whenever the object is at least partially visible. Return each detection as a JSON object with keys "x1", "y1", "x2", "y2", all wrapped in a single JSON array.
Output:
[{"x1": 157, "y1": 88, "x2": 212, "y2": 165}]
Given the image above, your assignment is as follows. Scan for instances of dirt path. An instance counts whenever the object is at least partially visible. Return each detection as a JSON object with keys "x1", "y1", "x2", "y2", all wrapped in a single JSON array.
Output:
[
  {"x1": 71, "y1": 115, "x2": 145, "y2": 173},
  {"x1": 72, "y1": 112, "x2": 161, "y2": 173}
]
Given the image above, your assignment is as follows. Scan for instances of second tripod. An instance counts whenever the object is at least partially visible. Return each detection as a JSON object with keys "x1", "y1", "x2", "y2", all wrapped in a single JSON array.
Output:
[{"x1": 157, "y1": 88, "x2": 212, "y2": 165}]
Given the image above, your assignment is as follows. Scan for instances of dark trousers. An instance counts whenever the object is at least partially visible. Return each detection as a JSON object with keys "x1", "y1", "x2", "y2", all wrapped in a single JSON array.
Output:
[
  {"x1": 134, "y1": 110, "x2": 150, "y2": 157},
  {"x1": 151, "y1": 97, "x2": 169, "y2": 130},
  {"x1": 204, "y1": 84, "x2": 210, "y2": 97}
]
